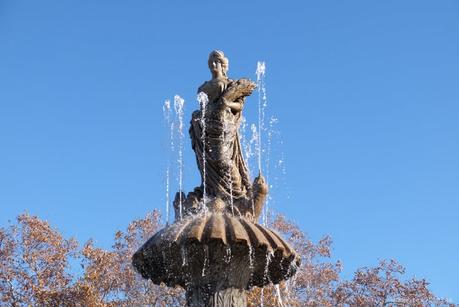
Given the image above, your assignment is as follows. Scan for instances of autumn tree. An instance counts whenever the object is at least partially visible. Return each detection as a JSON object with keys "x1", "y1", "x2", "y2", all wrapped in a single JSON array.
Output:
[
  {"x1": 333, "y1": 259, "x2": 449, "y2": 306},
  {"x1": 247, "y1": 215, "x2": 342, "y2": 306},
  {"x1": 0, "y1": 212, "x2": 453, "y2": 306},
  {"x1": 0, "y1": 212, "x2": 184, "y2": 306},
  {"x1": 0, "y1": 214, "x2": 78, "y2": 306},
  {"x1": 76, "y1": 210, "x2": 185, "y2": 306},
  {"x1": 247, "y1": 214, "x2": 453, "y2": 307}
]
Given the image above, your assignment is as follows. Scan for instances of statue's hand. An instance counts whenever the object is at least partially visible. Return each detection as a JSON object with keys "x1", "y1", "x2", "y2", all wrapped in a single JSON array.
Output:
[
  {"x1": 221, "y1": 78, "x2": 256, "y2": 102},
  {"x1": 221, "y1": 97, "x2": 243, "y2": 112}
]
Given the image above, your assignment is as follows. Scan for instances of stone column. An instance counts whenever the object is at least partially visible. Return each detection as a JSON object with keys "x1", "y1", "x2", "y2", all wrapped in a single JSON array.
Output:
[{"x1": 186, "y1": 285, "x2": 247, "y2": 307}]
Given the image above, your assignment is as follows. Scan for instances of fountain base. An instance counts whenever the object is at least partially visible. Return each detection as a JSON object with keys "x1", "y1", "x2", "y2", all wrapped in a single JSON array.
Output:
[{"x1": 133, "y1": 213, "x2": 300, "y2": 306}]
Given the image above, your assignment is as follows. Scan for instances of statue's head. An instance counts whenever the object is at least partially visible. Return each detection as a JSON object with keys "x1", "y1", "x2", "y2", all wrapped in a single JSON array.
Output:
[{"x1": 208, "y1": 50, "x2": 229, "y2": 78}]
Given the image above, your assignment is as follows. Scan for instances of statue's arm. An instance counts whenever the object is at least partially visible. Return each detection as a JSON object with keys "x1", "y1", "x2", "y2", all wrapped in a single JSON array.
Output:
[{"x1": 220, "y1": 78, "x2": 256, "y2": 112}]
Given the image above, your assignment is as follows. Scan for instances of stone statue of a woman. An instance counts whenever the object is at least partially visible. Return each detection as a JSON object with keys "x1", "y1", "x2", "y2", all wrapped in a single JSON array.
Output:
[{"x1": 174, "y1": 50, "x2": 268, "y2": 222}]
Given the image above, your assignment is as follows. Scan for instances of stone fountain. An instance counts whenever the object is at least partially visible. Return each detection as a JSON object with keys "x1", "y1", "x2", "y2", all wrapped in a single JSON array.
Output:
[{"x1": 133, "y1": 51, "x2": 300, "y2": 306}]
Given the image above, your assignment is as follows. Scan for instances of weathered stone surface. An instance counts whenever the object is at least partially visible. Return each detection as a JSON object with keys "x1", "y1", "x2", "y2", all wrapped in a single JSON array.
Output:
[
  {"x1": 174, "y1": 50, "x2": 268, "y2": 223},
  {"x1": 132, "y1": 213, "x2": 300, "y2": 290},
  {"x1": 186, "y1": 285, "x2": 247, "y2": 307}
]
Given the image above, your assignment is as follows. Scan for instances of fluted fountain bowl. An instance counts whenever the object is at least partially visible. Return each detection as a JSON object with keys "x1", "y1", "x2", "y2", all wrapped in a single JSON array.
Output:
[{"x1": 132, "y1": 212, "x2": 300, "y2": 290}]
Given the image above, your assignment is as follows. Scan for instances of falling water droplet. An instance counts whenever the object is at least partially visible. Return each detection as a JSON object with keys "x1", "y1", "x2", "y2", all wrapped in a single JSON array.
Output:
[
  {"x1": 181, "y1": 246, "x2": 187, "y2": 267},
  {"x1": 263, "y1": 251, "x2": 273, "y2": 285},
  {"x1": 197, "y1": 92, "x2": 209, "y2": 206},
  {"x1": 163, "y1": 99, "x2": 172, "y2": 224},
  {"x1": 225, "y1": 246, "x2": 232, "y2": 263},
  {"x1": 201, "y1": 245, "x2": 209, "y2": 277},
  {"x1": 248, "y1": 244, "x2": 254, "y2": 273},
  {"x1": 256, "y1": 61, "x2": 267, "y2": 173},
  {"x1": 174, "y1": 95, "x2": 185, "y2": 220},
  {"x1": 275, "y1": 284, "x2": 284, "y2": 307},
  {"x1": 261, "y1": 288, "x2": 265, "y2": 307}
]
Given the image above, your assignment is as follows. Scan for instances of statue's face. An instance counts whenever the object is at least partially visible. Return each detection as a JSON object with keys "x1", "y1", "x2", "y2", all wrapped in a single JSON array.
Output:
[{"x1": 209, "y1": 59, "x2": 224, "y2": 76}]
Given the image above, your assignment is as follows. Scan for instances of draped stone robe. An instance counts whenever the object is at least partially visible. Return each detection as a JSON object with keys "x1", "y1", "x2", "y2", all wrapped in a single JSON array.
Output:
[{"x1": 190, "y1": 77, "x2": 254, "y2": 207}]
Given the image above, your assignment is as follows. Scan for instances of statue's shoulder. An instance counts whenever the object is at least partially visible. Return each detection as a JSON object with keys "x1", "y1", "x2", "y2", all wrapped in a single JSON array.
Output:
[
  {"x1": 191, "y1": 109, "x2": 200, "y2": 119},
  {"x1": 198, "y1": 79, "x2": 224, "y2": 94},
  {"x1": 198, "y1": 78, "x2": 229, "y2": 101},
  {"x1": 197, "y1": 81, "x2": 209, "y2": 94}
]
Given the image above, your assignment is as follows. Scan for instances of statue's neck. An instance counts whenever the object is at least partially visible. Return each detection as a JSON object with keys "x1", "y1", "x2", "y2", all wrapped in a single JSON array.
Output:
[{"x1": 211, "y1": 71, "x2": 225, "y2": 80}]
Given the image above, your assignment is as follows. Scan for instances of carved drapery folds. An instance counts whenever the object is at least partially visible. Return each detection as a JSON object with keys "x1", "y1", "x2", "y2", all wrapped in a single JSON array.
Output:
[{"x1": 174, "y1": 50, "x2": 268, "y2": 223}]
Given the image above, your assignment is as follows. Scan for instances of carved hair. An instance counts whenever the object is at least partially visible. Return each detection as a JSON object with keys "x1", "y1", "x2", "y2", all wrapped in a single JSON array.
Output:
[{"x1": 208, "y1": 50, "x2": 229, "y2": 77}]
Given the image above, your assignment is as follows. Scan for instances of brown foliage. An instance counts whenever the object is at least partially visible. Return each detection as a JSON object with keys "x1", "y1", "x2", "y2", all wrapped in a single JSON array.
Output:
[
  {"x1": 247, "y1": 214, "x2": 453, "y2": 307},
  {"x1": 333, "y1": 259, "x2": 450, "y2": 306},
  {"x1": 0, "y1": 214, "x2": 78, "y2": 306},
  {"x1": 0, "y1": 212, "x2": 453, "y2": 306},
  {"x1": 1, "y1": 212, "x2": 184, "y2": 306}
]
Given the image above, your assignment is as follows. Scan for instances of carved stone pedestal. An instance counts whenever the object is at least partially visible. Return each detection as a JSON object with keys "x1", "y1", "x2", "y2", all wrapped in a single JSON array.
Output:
[{"x1": 186, "y1": 286, "x2": 246, "y2": 307}]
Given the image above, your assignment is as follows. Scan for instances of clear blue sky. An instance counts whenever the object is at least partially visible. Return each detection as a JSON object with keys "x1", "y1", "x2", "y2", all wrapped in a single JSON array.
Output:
[{"x1": 1, "y1": 0, "x2": 458, "y2": 301}]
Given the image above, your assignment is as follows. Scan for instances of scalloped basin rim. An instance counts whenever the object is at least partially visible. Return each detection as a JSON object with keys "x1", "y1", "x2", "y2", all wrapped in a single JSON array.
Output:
[{"x1": 143, "y1": 213, "x2": 296, "y2": 257}]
